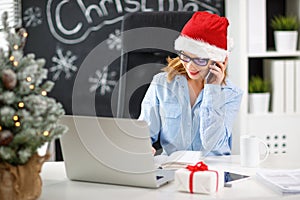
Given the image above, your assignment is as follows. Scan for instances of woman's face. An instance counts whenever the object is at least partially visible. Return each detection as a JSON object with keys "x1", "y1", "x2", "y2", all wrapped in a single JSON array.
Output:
[{"x1": 178, "y1": 51, "x2": 214, "y2": 80}]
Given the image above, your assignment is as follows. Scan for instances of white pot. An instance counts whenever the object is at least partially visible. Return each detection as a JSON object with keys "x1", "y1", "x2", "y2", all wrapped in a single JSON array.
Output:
[
  {"x1": 274, "y1": 31, "x2": 298, "y2": 52},
  {"x1": 248, "y1": 93, "x2": 270, "y2": 114}
]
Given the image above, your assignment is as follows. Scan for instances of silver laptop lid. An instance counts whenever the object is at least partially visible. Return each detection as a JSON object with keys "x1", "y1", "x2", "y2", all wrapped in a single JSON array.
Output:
[{"x1": 59, "y1": 115, "x2": 161, "y2": 188}]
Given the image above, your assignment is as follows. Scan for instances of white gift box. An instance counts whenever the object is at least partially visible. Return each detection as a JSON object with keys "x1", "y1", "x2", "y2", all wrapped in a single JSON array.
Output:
[{"x1": 175, "y1": 166, "x2": 224, "y2": 194}]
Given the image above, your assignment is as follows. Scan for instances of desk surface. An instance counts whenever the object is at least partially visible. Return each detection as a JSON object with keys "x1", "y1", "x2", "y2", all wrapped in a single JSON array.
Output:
[{"x1": 40, "y1": 154, "x2": 300, "y2": 200}]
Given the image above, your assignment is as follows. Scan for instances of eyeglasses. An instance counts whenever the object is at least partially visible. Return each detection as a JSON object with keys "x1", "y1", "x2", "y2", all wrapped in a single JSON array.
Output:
[{"x1": 177, "y1": 51, "x2": 210, "y2": 67}]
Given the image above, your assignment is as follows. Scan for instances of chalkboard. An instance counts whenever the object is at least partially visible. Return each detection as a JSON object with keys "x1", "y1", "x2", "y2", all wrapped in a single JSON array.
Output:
[{"x1": 21, "y1": 0, "x2": 225, "y2": 118}]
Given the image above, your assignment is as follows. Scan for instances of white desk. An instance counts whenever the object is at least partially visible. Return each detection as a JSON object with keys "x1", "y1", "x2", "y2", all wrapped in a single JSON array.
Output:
[{"x1": 40, "y1": 154, "x2": 300, "y2": 200}]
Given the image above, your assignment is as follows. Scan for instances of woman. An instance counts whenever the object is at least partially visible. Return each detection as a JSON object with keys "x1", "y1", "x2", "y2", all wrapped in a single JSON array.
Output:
[{"x1": 139, "y1": 11, "x2": 243, "y2": 156}]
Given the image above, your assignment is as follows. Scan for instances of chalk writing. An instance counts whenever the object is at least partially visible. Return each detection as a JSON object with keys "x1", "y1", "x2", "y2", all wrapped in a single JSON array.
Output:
[{"x1": 46, "y1": 0, "x2": 219, "y2": 44}]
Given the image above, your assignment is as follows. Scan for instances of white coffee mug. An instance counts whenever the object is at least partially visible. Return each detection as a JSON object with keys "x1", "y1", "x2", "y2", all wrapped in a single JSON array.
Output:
[{"x1": 240, "y1": 135, "x2": 270, "y2": 167}]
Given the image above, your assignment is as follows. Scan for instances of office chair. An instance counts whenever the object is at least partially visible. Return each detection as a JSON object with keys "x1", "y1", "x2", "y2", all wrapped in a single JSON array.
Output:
[
  {"x1": 117, "y1": 11, "x2": 194, "y2": 151},
  {"x1": 118, "y1": 11, "x2": 193, "y2": 119}
]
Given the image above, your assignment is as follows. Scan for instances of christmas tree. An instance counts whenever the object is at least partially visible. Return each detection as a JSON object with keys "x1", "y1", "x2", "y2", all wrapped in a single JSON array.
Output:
[{"x1": 0, "y1": 12, "x2": 68, "y2": 165}]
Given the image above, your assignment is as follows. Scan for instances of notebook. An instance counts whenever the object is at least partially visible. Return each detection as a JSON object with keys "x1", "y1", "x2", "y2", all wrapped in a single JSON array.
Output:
[
  {"x1": 59, "y1": 115, "x2": 174, "y2": 188},
  {"x1": 154, "y1": 150, "x2": 203, "y2": 169}
]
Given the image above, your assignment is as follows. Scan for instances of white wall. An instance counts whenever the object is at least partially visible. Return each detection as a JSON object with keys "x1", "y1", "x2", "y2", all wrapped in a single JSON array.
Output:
[{"x1": 225, "y1": 0, "x2": 248, "y2": 154}]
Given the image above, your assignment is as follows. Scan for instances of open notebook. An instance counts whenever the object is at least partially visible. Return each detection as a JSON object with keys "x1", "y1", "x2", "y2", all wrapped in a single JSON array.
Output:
[{"x1": 154, "y1": 151, "x2": 203, "y2": 169}]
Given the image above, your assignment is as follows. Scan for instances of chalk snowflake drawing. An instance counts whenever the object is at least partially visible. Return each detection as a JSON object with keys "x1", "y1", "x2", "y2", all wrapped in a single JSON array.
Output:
[
  {"x1": 89, "y1": 66, "x2": 117, "y2": 96},
  {"x1": 106, "y1": 29, "x2": 121, "y2": 50},
  {"x1": 23, "y1": 7, "x2": 42, "y2": 27},
  {"x1": 49, "y1": 49, "x2": 78, "y2": 81}
]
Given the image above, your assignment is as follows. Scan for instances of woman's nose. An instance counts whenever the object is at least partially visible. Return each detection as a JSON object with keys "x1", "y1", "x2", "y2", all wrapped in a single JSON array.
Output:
[{"x1": 186, "y1": 61, "x2": 197, "y2": 70}]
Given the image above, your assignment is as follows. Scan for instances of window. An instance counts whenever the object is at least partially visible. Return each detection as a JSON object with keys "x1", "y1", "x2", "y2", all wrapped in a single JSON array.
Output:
[{"x1": 0, "y1": 0, "x2": 21, "y2": 29}]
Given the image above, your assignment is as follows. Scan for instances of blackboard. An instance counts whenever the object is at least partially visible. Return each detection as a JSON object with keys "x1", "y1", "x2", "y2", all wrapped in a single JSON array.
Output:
[{"x1": 21, "y1": 0, "x2": 225, "y2": 118}]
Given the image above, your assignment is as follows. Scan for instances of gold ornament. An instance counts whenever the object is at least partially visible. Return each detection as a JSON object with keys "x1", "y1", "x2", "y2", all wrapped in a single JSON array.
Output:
[
  {"x1": 0, "y1": 130, "x2": 14, "y2": 146},
  {"x1": 1, "y1": 69, "x2": 17, "y2": 90}
]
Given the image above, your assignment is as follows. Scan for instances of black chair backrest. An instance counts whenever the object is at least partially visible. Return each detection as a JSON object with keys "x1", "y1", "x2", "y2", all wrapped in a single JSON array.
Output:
[{"x1": 118, "y1": 11, "x2": 194, "y2": 119}]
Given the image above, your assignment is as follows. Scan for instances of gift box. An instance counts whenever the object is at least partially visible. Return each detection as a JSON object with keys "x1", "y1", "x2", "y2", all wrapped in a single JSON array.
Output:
[{"x1": 175, "y1": 162, "x2": 224, "y2": 194}]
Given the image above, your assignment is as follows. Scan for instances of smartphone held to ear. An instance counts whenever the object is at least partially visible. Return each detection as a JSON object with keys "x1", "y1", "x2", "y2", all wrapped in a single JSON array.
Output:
[{"x1": 205, "y1": 62, "x2": 218, "y2": 84}]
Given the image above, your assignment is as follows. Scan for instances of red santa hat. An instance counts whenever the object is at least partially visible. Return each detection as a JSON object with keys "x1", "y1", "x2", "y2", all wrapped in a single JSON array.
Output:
[{"x1": 175, "y1": 11, "x2": 232, "y2": 62}]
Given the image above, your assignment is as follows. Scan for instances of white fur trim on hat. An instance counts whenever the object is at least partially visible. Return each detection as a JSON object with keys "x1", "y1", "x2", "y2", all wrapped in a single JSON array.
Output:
[{"x1": 174, "y1": 36, "x2": 228, "y2": 62}]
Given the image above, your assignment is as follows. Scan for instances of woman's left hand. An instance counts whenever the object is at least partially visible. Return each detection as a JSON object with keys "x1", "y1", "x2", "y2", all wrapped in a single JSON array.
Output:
[{"x1": 207, "y1": 57, "x2": 228, "y2": 85}]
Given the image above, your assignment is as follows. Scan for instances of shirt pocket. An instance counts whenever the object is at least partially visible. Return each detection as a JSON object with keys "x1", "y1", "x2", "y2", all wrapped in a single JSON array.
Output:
[{"x1": 160, "y1": 103, "x2": 181, "y2": 131}]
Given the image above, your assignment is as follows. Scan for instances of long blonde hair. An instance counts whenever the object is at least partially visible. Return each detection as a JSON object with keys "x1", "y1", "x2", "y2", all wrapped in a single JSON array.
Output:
[
  {"x1": 162, "y1": 57, "x2": 188, "y2": 82},
  {"x1": 162, "y1": 56, "x2": 227, "y2": 85}
]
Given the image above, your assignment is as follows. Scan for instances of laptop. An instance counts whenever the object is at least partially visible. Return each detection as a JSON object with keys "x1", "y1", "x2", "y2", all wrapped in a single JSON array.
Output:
[{"x1": 59, "y1": 115, "x2": 174, "y2": 188}]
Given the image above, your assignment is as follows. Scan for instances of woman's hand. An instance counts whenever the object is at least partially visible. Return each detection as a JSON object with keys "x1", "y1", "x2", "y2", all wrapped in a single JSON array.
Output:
[
  {"x1": 152, "y1": 147, "x2": 156, "y2": 155},
  {"x1": 207, "y1": 57, "x2": 228, "y2": 85}
]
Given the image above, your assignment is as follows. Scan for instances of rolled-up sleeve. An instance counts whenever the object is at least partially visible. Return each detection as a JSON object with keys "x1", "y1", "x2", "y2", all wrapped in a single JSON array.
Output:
[
  {"x1": 138, "y1": 78, "x2": 161, "y2": 144},
  {"x1": 199, "y1": 83, "x2": 243, "y2": 156}
]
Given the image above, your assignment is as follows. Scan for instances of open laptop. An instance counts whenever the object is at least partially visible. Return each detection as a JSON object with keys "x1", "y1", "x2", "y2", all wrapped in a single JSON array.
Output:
[{"x1": 59, "y1": 115, "x2": 174, "y2": 188}]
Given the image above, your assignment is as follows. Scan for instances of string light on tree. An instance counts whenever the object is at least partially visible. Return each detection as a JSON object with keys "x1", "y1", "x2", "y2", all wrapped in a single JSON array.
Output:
[
  {"x1": 26, "y1": 77, "x2": 32, "y2": 82},
  {"x1": 13, "y1": 61, "x2": 18, "y2": 67},
  {"x1": 0, "y1": 11, "x2": 68, "y2": 166},
  {"x1": 43, "y1": 131, "x2": 50, "y2": 137},
  {"x1": 41, "y1": 90, "x2": 47, "y2": 96},
  {"x1": 22, "y1": 31, "x2": 28, "y2": 38},
  {"x1": 15, "y1": 121, "x2": 21, "y2": 127},
  {"x1": 18, "y1": 102, "x2": 24, "y2": 108},
  {"x1": 13, "y1": 115, "x2": 19, "y2": 121}
]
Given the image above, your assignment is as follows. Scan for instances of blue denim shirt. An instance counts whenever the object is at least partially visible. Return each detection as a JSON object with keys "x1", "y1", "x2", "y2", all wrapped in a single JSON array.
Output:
[{"x1": 139, "y1": 72, "x2": 243, "y2": 156}]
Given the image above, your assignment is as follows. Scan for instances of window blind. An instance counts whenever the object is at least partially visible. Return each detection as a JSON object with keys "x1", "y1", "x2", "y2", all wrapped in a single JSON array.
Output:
[{"x1": 0, "y1": 0, "x2": 21, "y2": 29}]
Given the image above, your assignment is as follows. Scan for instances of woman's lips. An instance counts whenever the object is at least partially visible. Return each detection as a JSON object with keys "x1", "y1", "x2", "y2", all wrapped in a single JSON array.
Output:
[{"x1": 189, "y1": 71, "x2": 199, "y2": 76}]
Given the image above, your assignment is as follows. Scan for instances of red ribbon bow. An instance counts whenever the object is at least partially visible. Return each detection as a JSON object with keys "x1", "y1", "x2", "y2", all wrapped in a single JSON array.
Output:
[{"x1": 186, "y1": 161, "x2": 219, "y2": 194}]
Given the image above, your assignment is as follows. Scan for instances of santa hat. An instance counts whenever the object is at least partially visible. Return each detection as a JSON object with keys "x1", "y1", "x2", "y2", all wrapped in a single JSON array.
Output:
[{"x1": 175, "y1": 11, "x2": 232, "y2": 62}]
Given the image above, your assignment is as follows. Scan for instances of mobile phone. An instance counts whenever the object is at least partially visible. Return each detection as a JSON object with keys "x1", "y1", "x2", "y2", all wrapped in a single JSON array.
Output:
[
  {"x1": 224, "y1": 172, "x2": 250, "y2": 187},
  {"x1": 205, "y1": 61, "x2": 217, "y2": 84}
]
